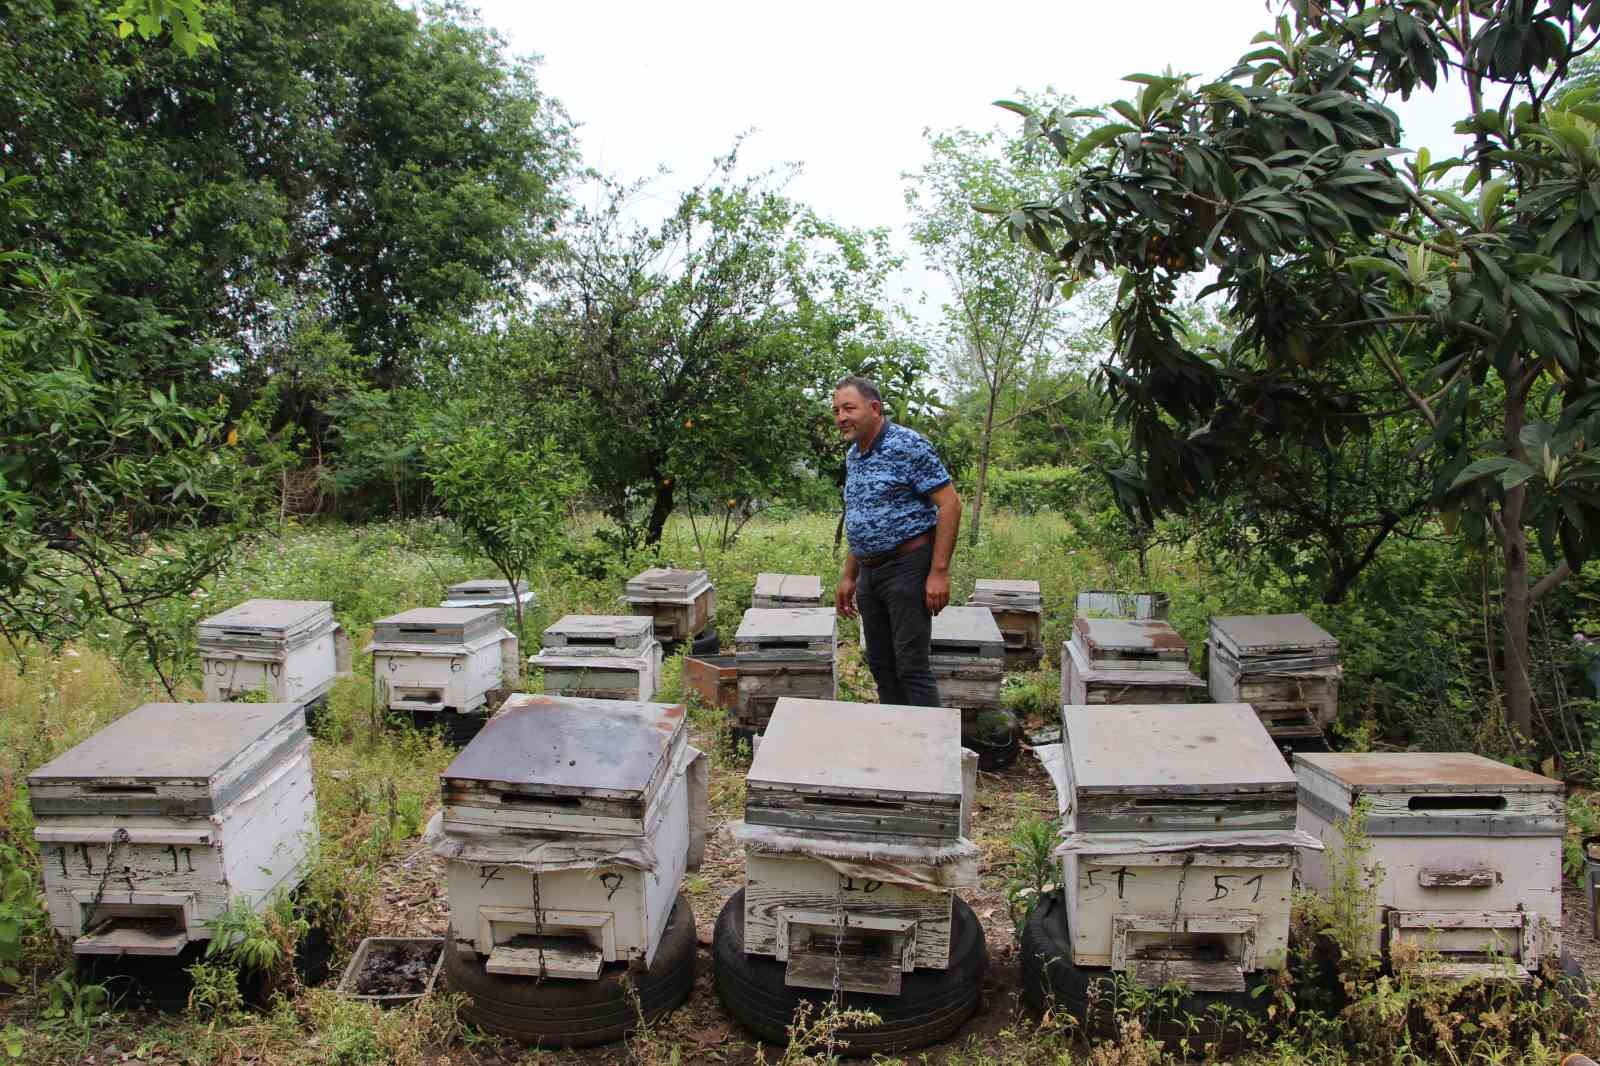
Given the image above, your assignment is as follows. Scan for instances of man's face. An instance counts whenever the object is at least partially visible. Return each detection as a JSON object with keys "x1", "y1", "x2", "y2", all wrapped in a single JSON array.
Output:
[{"x1": 832, "y1": 386, "x2": 882, "y2": 447}]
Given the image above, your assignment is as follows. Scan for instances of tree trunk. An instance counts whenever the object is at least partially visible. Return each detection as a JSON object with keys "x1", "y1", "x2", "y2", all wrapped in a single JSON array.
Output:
[
  {"x1": 967, "y1": 388, "x2": 999, "y2": 548},
  {"x1": 1501, "y1": 371, "x2": 1534, "y2": 741},
  {"x1": 646, "y1": 478, "x2": 675, "y2": 547}
]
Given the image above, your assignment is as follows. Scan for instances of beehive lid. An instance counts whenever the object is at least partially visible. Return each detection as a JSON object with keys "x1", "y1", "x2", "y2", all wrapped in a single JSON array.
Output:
[
  {"x1": 198, "y1": 599, "x2": 333, "y2": 651},
  {"x1": 442, "y1": 578, "x2": 537, "y2": 608},
  {"x1": 753, "y1": 573, "x2": 823, "y2": 603},
  {"x1": 745, "y1": 698, "x2": 963, "y2": 841},
  {"x1": 371, "y1": 607, "x2": 501, "y2": 647},
  {"x1": 624, "y1": 568, "x2": 712, "y2": 604},
  {"x1": 1296, "y1": 753, "x2": 1561, "y2": 798},
  {"x1": 1072, "y1": 617, "x2": 1189, "y2": 660},
  {"x1": 541, "y1": 614, "x2": 655, "y2": 653},
  {"x1": 735, "y1": 608, "x2": 837, "y2": 653},
  {"x1": 929, "y1": 606, "x2": 1004, "y2": 656},
  {"x1": 970, "y1": 579, "x2": 1042, "y2": 607},
  {"x1": 1210, "y1": 614, "x2": 1338, "y2": 659},
  {"x1": 28, "y1": 702, "x2": 306, "y2": 816},
  {"x1": 442, "y1": 694, "x2": 685, "y2": 803},
  {"x1": 1064, "y1": 704, "x2": 1293, "y2": 797},
  {"x1": 1074, "y1": 590, "x2": 1169, "y2": 620}
]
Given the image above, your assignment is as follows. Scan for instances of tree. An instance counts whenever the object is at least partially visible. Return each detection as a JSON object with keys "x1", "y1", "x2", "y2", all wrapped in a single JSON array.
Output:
[
  {"x1": 1003, "y1": 1, "x2": 1600, "y2": 746},
  {"x1": 904, "y1": 103, "x2": 1105, "y2": 546},
  {"x1": 541, "y1": 154, "x2": 898, "y2": 549}
]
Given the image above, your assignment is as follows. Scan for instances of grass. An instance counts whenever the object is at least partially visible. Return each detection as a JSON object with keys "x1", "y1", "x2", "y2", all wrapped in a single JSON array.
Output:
[{"x1": 0, "y1": 511, "x2": 1597, "y2": 1064}]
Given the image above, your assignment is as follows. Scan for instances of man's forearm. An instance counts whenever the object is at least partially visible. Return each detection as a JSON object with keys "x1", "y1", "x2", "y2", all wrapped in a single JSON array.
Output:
[
  {"x1": 842, "y1": 552, "x2": 859, "y2": 582},
  {"x1": 931, "y1": 498, "x2": 961, "y2": 573}
]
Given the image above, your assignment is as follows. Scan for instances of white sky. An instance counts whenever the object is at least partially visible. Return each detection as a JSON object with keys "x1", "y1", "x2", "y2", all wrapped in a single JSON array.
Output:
[{"x1": 471, "y1": 1, "x2": 1475, "y2": 328}]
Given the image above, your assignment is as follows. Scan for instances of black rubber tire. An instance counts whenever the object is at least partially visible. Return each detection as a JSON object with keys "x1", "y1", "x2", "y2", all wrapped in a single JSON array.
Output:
[
  {"x1": 79, "y1": 943, "x2": 205, "y2": 1012},
  {"x1": 444, "y1": 891, "x2": 695, "y2": 1047},
  {"x1": 691, "y1": 627, "x2": 721, "y2": 656},
  {"x1": 1020, "y1": 890, "x2": 1269, "y2": 1052},
  {"x1": 302, "y1": 695, "x2": 330, "y2": 738},
  {"x1": 712, "y1": 888, "x2": 985, "y2": 1056},
  {"x1": 964, "y1": 710, "x2": 1021, "y2": 771},
  {"x1": 405, "y1": 708, "x2": 489, "y2": 747}
]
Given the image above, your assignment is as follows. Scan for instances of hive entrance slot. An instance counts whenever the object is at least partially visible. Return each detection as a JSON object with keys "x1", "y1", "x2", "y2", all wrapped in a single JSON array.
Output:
[
  {"x1": 801, "y1": 796, "x2": 906, "y2": 812},
  {"x1": 497, "y1": 793, "x2": 583, "y2": 809},
  {"x1": 222, "y1": 629, "x2": 262, "y2": 638},
  {"x1": 1407, "y1": 795, "x2": 1507, "y2": 811},
  {"x1": 940, "y1": 644, "x2": 982, "y2": 656},
  {"x1": 399, "y1": 626, "x2": 441, "y2": 635},
  {"x1": 86, "y1": 785, "x2": 158, "y2": 795},
  {"x1": 567, "y1": 636, "x2": 614, "y2": 646},
  {"x1": 760, "y1": 640, "x2": 811, "y2": 650}
]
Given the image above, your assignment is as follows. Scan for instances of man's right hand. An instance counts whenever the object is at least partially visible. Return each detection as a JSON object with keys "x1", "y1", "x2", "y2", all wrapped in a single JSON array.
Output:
[{"x1": 836, "y1": 576, "x2": 857, "y2": 618}]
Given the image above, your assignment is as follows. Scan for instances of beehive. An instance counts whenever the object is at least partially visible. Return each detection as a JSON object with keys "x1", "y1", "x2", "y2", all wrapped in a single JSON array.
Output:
[
  {"x1": 29, "y1": 702, "x2": 316, "y2": 957},
  {"x1": 624, "y1": 568, "x2": 717, "y2": 643},
  {"x1": 440, "y1": 577, "x2": 537, "y2": 626},
  {"x1": 435, "y1": 694, "x2": 699, "y2": 978},
  {"x1": 752, "y1": 573, "x2": 824, "y2": 609},
  {"x1": 1208, "y1": 614, "x2": 1341, "y2": 744},
  {"x1": 734, "y1": 608, "x2": 837, "y2": 734},
  {"x1": 968, "y1": 579, "x2": 1044, "y2": 669},
  {"x1": 739, "y1": 698, "x2": 967, "y2": 994},
  {"x1": 368, "y1": 607, "x2": 517, "y2": 716},
  {"x1": 929, "y1": 606, "x2": 1006, "y2": 718},
  {"x1": 1296, "y1": 753, "x2": 1563, "y2": 977},
  {"x1": 1062, "y1": 617, "x2": 1203, "y2": 706},
  {"x1": 198, "y1": 599, "x2": 349, "y2": 707},
  {"x1": 532, "y1": 615, "x2": 662, "y2": 702},
  {"x1": 1052, "y1": 703, "x2": 1303, "y2": 989},
  {"x1": 1074, "y1": 590, "x2": 1170, "y2": 620}
]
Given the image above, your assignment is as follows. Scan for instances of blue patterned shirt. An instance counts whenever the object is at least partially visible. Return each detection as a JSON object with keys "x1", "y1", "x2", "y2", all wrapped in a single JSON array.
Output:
[{"x1": 843, "y1": 421, "x2": 952, "y2": 558}]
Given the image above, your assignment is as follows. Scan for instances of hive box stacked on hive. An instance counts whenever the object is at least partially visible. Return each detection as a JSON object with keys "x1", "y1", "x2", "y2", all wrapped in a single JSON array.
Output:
[
  {"x1": 198, "y1": 599, "x2": 349, "y2": 707},
  {"x1": 532, "y1": 615, "x2": 662, "y2": 702},
  {"x1": 436, "y1": 694, "x2": 700, "y2": 978},
  {"x1": 751, "y1": 573, "x2": 824, "y2": 609},
  {"x1": 1074, "y1": 590, "x2": 1170, "y2": 620},
  {"x1": 624, "y1": 568, "x2": 717, "y2": 644},
  {"x1": 929, "y1": 606, "x2": 1006, "y2": 721},
  {"x1": 741, "y1": 698, "x2": 966, "y2": 995},
  {"x1": 440, "y1": 578, "x2": 537, "y2": 626},
  {"x1": 1208, "y1": 614, "x2": 1341, "y2": 745},
  {"x1": 29, "y1": 702, "x2": 316, "y2": 957},
  {"x1": 1061, "y1": 617, "x2": 1205, "y2": 707},
  {"x1": 968, "y1": 579, "x2": 1045, "y2": 669},
  {"x1": 734, "y1": 608, "x2": 837, "y2": 735},
  {"x1": 368, "y1": 608, "x2": 518, "y2": 717},
  {"x1": 1051, "y1": 703, "x2": 1302, "y2": 990},
  {"x1": 1296, "y1": 753, "x2": 1563, "y2": 978}
]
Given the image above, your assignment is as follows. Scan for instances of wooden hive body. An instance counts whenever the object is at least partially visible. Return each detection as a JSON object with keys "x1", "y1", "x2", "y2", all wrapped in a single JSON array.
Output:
[
  {"x1": 928, "y1": 606, "x2": 1005, "y2": 714},
  {"x1": 541, "y1": 614, "x2": 655, "y2": 655},
  {"x1": 1295, "y1": 752, "x2": 1562, "y2": 975},
  {"x1": 1208, "y1": 614, "x2": 1341, "y2": 739},
  {"x1": 29, "y1": 703, "x2": 316, "y2": 956},
  {"x1": 969, "y1": 579, "x2": 1045, "y2": 668},
  {"x1": 734, "y1": 609, "x2": 838, "y2": 732},
  {"x1": 741, "y1": 698, "x2": 966, "y2": 992},
  {"x1": 369, "y1": 607, "x2": 515, "y2": 714},
  {"x1": 751, "y1": 573, "x2": 824, "y2": 609},
  {"x1": 1061, "y1": 639, "x2": 1205, "y2": 707},
  {"x1": 438, "y1": 695, "x2": 690, "y2": 976},
  {"x1": 683, "y1": 654, "x2": 739, "y2": 712},
  {"x1": 534, "y1": 615, "x2": 662, "y2": 701},
  {"x1": 624, "y1": 568, "x2": 717, "y2": 642},
  {"x1": 1071, "y1": 617, "x2": 1191, "y2": 671},
  {"x1": 198, "y1": 599, "x2": 348, "y2": 706},
  {"x1": 1058, "y1": 703, "x2": 1298, "y2": 986}
]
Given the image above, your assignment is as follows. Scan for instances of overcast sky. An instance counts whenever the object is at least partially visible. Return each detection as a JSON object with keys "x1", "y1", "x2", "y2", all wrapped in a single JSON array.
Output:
[{"x1": 471, "y1": 1, "x2": 1475, "y2": 323}]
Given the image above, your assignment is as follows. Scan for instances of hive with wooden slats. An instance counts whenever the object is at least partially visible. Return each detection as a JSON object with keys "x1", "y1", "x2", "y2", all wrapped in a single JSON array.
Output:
[
  {"x1": 929, "y1": 605, "x2": 1006, "y2": 719},
  {"x1": 198, "y1": 599, "x2": 349, "y2": 707},
  {"x1": 968, "y1": 579, "x2": 1044, "y2": 669},
  {"x1": 1207, "y1": 613, "x2": 1341, "y2": 746},
  {"x1": 531, "y1": 615, "x2": 662, "y2": 702},
  {"x1": 624, "y1": 568, "x2": 717, "y2": 643},
  {"x1": 440, "y1": 577, "x2": 538, "y2": 626},
  {"x1": 1061, "y1": 616, "x2": 1204, "y2": 707},
  {"x1": 733, "y1": 608, "x2": 837, "y2": 735},
  {"x1": 367, "y1": 607, "x2": 518, "y2": 717}
]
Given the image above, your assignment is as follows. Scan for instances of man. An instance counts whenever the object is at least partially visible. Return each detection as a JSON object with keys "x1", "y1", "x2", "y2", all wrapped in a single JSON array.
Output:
[{"x1": 832, "y1": 376, "x2": 962, "y2": 707}]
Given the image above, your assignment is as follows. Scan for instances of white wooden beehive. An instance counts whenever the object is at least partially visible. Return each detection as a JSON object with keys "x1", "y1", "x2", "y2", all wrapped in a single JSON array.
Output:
[
  {"x1": 440, "y1": 577, "x2": 537, "y2": 626},
  {"x1": 367, "y1": 607, "x2": 517, "y2": 715},
  {"x1": 741, "y1": 698, "x2": 965, "y2": 994},
  {"x1": 532, "y1": 615, "x2": 662, "y2": 702},
  {"x1": 752, "y1": 573, "x2": 824, "y2": 609},
  {"x1": 733, "y1": 608, "x2": 837, "y2": 733},
  {"x1": 1208, "y1": 614, "x2": 1342, "y2": 741},
  {"x1": 437, "y1": 694, "x2": 693, "y2": 979},
  {"x1": 1055, "y1": 703, "x2": 1301, "y2": 990},
  {"x1": 968, "y1": 579, "x2": 1045, "y2": 666},
  {"x1": 1295, "y1": 752, "x2": 1563, "y2": 977},
  {"x1": 1062, "y1": 617, "x2": 1203, "y2": 707},
  {"x1": 198, "y1": 599, "x2": 349, "y2": 706},
  {"x1": 929, "y1": 605, "x2": 1005, "y2": 716},
  {"x1": 624, "y1": 567, "x2": 717, "y2": 643},
  {"x1": 29, "y1": 702, "x2": 316, "y2": 957}
]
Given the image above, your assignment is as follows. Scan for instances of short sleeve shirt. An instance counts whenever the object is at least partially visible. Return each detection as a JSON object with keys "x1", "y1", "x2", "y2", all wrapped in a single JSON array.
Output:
[{"x1": 843, "y1": 421, "x2": 952, "y2": 558}]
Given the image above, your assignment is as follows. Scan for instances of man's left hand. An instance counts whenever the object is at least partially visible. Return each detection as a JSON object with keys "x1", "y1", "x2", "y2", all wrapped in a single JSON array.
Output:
[{"x1": 925, "y1": 570, "x2": 950, "y2": 616}]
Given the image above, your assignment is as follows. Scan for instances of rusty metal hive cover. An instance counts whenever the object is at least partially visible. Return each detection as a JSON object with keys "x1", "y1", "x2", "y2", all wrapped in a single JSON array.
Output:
[
  {"x1": 1063, "y1": 703, "x2": 1293, "y2": 796},
  {"x1": 1210, "y1": 614, "x2": 1338, "y2": 658},
  {"x1": 1296, "y1": 752, "x2": 1561, "y2": 794},
  {"x1": 441, "y1": 694, "x2": 685, "y2": 800},
  {"x1": 1073, "y1": 617, "x2": 1188, "y2": 656}
]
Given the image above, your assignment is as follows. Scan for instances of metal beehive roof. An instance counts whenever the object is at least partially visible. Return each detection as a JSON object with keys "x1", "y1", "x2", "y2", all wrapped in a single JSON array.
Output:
[
  {"x1": 441, "y1": 694, "x2": 685, "y2": 801},
  {"x1": 736, "y1": 608, "x2": 837, "y2": 644},
  {"x1": 1072, "y1": 617, "x2": 1189, "y2": 659},
  {"x1": 541, "y1": 613, "x2": 655, "y2": 652},
  {"x1": 969, "y1": 579, "x2": 1042, "y2": 608},
  {"x1": 28, "y1": 702, "x2": 306, "y2": 815},
  {"x1": 198, "y1": 599, "x2": 334, "y2": 652},
  {"x1": 441, "y1": 578, "x2": 537, "y2": 608},
  {"x1": 624, "y1": 568, "x2": 712, "y2": 604},
  {"x1": 371, "y1": 607, "x2": 501, "y2": 647},
  {"x1": 1063, "y1": 703, "x2": 1294, "y2": 797},
  {"x1": 1296, "y1": 752, "x2": 1561, "y2": 796},
  {"x1": 1209, "y1": 614, "x2": 1338, "y2": 659},
  {"x1": 753, "y1": 573, "x2": 824, "y2": 602},
  {"x1": 748, "y1": 698, "x2": 962, "y2": 801},
  {"x1": 929, "y1": 605, "x2": 1005, "y2": 653}
]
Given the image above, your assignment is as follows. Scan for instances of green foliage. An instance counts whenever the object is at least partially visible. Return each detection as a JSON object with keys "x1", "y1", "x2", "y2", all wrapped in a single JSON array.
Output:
[
  {"x1": 184, "y1": 960, "x2": 244, "y2": 1021},
  {"x1": 1003, "y1": 811, "x2": 1059, "y2": 940},
  {"x1": 104, "y1": 0, "x2": 216, "y2": 55},
  {"x1": 980, "y1": 466, "x2": 1090, "y2": 514},
  {"x1": 0, "y1": 838, "x2": 47, "y2": 987}
]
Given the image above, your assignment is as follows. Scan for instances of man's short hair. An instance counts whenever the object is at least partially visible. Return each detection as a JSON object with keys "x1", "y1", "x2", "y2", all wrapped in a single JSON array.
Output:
[{"x1": 834, "y1": 375, "x2": 882, "y2": 406}]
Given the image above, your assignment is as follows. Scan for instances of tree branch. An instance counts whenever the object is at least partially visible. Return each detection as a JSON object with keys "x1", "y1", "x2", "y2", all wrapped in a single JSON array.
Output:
[{"x1": 1531, "y1": 560, "x2": 1573, "y2": 604}]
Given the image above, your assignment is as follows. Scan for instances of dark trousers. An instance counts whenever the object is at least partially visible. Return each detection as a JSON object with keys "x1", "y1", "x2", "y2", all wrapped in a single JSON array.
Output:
[{"x1": 856, "y1": 543, "x2": 941, "y2": 707}]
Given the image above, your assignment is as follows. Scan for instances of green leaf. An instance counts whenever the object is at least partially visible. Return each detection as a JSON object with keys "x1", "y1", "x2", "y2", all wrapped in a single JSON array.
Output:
[
  {"x1": 993, "y1": 100, "x2": 1034, "y2": 118},
  {"x1": 1068, "y1": 123, "x2": 1137, "y2": 167},
  {"x1": 1449, "y1": 456, "x2": 1536, "y2": 492}
]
